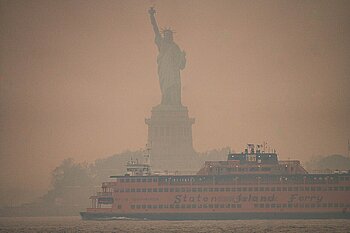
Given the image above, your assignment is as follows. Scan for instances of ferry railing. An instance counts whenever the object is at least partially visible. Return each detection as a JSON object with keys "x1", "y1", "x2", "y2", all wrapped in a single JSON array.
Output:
[{"x1": 97, "y1": 192, "x2": 113, "y2": 197}]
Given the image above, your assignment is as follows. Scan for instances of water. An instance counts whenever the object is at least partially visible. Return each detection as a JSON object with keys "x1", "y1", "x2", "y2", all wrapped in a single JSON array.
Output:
[{"x1": 0, "y1": 216, "x2": 350, "y2": 233}]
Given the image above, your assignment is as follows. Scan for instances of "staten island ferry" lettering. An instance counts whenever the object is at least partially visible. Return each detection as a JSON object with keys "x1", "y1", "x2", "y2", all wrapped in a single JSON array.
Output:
[
  {"x1": 174, "y1": 194, "x2": 276, "y2": 204},
  {"x1": 288, "y1": 194, "x2": 323, "y2": 203}
]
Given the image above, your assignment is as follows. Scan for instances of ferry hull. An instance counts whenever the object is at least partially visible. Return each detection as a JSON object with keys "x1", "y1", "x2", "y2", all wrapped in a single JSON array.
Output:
[{"x1": 80, "y1": 211, "x2": 350, "y2": 220}]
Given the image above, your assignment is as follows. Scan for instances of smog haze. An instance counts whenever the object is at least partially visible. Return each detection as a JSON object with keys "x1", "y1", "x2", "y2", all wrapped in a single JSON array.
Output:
[{"x1": 0, "y1": 0, "x2": 349, "y2": 205}]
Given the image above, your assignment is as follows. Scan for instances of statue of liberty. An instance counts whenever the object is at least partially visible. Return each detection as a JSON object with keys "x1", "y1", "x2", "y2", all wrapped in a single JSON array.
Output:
[{"x1": 148, "y1": 7, "x2": 186, "y2": 106}]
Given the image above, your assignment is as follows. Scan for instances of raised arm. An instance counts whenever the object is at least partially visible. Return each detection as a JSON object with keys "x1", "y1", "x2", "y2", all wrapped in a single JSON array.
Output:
[{"x1": 148, "y1": 7, "x2": 161, "y2": 42}]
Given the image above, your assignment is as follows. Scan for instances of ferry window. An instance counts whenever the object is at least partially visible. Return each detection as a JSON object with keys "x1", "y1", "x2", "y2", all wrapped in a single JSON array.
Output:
[
  {"x1": 203, "y1": 204, "x2": 208, "y2": 208},
  {"x1": 276, "y1": 187, "x2": 281, "y2": 191},
  {"x1": 254, "y1": 204, "x2": 259, "y2": 208},
  {"x1": 328, "y1": 187, "x2": 332, "y2": 191},
  {"x1": 136, "y1": 188, "x2": 141, "y2": 192},
  {"x1": 198, "y1": 188, "x2": 203, "y2": 192},
  {"x1": 271, "y1": 187, "x2": 275, "y2": 191},
  {"x1": 147, "y1": 188, "x2": 152, "y2": 192},
  {"x1": 299, "y1": 204, "x2": 304, "y2": 208},
  {"x1": 142, "y1": 205, "x2": 146, "y2": 209},
  {"x1": 282, "y1": 187, "x2": 287, "y2": 192},
  {"x1": 170, "y1": 188, "x2": 174, "y2": 192},
  {"x1": 120, "y1": 189, "x2": 124, "y2": 193},
  {"x1": 117, "y1": 205, "x2": 122, "y2": 209},
  {"x1": 237, "y1": 204, "x2": 241, "y2": 208},
  {"x1": 339, "y1": 187, "x2": 344, "y2": 191},
  {"x1": 220, "y1": 188, "x2": 225, "y2": 192},
  {"x1": 340, "y1": 203, "x2": 344, "y2": 207},
  {"x1": 237, "y1": 188, "x2": 241, "y2": 192},
  {"x1": 142, "y1": 188, "x2": 146, "y2": 192},
  {"x1": 214, "y1": 188, "x2": 219, "y2": 192},
  {"x1": 142, "y1": 178, "x2": 146, "y2": 182},
  {"x1": 265, "y1": 187, "x2": 269, "y2": 191},
  {"x1": 153, "y1": 188, "x2": 157, "y2": 192},
  {"x1": 293, "y1": 187, "x2": 298, "y2": 191},
  {"x1": 328, "y1": 203, "x2": 333, "y2": 207},
  {"x1": 176, "y1": 205, "x2": 180, "y2": 209},
  {"x1": 147, "y1": 205, "x2": 152, "y2": 209},
  {"x1": 232, "y1": 188, "x2": 236, "y2": 192},
  {"x1": 276, "y1": 204, "x2": 281, "y2": 208},
  {"x1": 214, "y1": 204, "x2": 219, "y2": 208},
  {"x1": 311, "y1": 187, "x2": 315, "y2": 191},
  {"x1": 334, "y1": 187, "x2": 338, "y2": 191},
  {"x1": 299, "y1": 187, "x2": 304, "y2": 191},
  {"x1": 131, "y1": 189, "x2": 135, "y2": 192},
  {"x1": 259, "y1": 203, "x2": 264, "y2": 208},
  {"x1": 305, "y1": 187, "x2": 310, "y2": 191},
  {"x1": 305, "y1": 204, "x2": 310, "y2": 208},
  {"x1": 265, "y1": 204, "x2": 270, "y2": 208},
  {"x1": 209, "y1": 204, "x2": 213, "y2": 208},
  {"x1": 203, "y1": 188, "x2": 208, "y2": 192},
  {"x1": 322, "y1": 203, "x2": 327, "y2": 208},
  {"x1": 125, "y1": 179, "x2": 130, "y2": 183},
  {"x1": 192, "y1": 188, "x2": 197, "y2": 192},
  {"x1": 288, "y1": 187, "x2": 292, "y2": 191},
  {"x1": 120, "y1": 179, "x2": 124, "y2": 183},
  {"x1": 175, "y1": 188, "x2": 180, "y2": 192},
  {"x1": 170, "y1": 204, "x2": 174, "y2": 208},
  {"x1": 317, "y1": 204, "x2": 321, "y2": 208},
  {"x1": 164, "y1": 188, "x2": 168, "y2": 192},
  {"x1": 317, "y1": 187, "x2": 322, "y2": 191},
  {"x1": 220, "y1": 204, "x2": 224, "y2": 208},
  {"x1": 131, "y1": 205, "x2": 135, "y2": 209},
  {"x1": 159, "y1": 204, "x2": 163, "y2": 209},
  {"x1": 254, "y1": 187, "x2": 259, "y2": 192},
  {"x1": 181, "y1": 188, "x2": 186, "y2": 192},
  {"x1": 271, "y1": 204, "x2": 276, "y2": 208},
  {"x1": 248, "y1": 187, "x2": 252, "y2": 192},
  {"x1": 153, "y1": 205, "x2": 158, "y2": 209},
  {"x1": 192, "y1": 204, "x2": 196, "y2": 208},
  {"x1": 186, "y1": 204, "x2": 191, "y2": 208},
  {"x1": 293, "y1": 203, "x2": 298, "y2": 208},
  {"x1": 147, "y1": 178, "x2": 152, "y2": 182},
  {"x1": 282, "y1": 204, "x2": 287, "y2": 208},
  {"x1": 186, "y1": 188, "x2": 191, "y2": 192},
  {"x1": 125, "y1": 188, "x2": 130, "y2": 192},
  {"x1": 242, "y1": 187, "x2": 247, "y2": 192},
  {"x1": 164, "y1": 204, "x2": 168, "y2": 208},
  {"x1": 346, "y1": 187, "x2": 350, "y2": 191},
  {"x1": 226, "y1": 204, "x2": 231, "y2": 208},
  {"x1": 259, "y1": 187, "x2": 264, "y2": 192},
  {"x1": 346, "y1": 177, "x2": 349, "y2": 181},
  {"x1": 136, "y1": 178, "x2": 141, "y2": 182},
  {"x1": 136, "y1": 205, "x2": 141, "y2": 209},
  {"x1": 153, "y1": 178, "x2": 157, "y2": 182},
  {"x1": 334, "y1": 203, "x2": 338, "y2": 208},
  {"x1": 209, "y1": 188, "x2": 213, "y2": 192},
  {"x1": 158, "y1": 188, "x2": 163, "y2": 192}
]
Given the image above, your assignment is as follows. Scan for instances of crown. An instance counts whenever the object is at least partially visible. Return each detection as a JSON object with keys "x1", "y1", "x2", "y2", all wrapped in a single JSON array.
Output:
[{"x1": 161, "y1": 27, "x2": 176, "y2": 35}]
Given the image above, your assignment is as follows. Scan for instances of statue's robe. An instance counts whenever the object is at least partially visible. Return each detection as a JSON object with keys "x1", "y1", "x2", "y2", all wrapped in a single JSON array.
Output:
[{"x1": 155, "y1": 35, "x2": 186, "y2": 105}]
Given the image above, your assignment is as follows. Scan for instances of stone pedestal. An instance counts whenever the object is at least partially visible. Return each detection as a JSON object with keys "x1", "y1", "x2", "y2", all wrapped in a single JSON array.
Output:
[{"x1": 145, "y1": 104, "x2": 199, "y2": 171}]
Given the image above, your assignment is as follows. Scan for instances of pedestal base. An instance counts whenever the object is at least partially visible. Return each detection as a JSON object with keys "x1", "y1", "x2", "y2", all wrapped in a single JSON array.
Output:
[{"x1": 145, "y1": 104, "x2": 200, "y2": 172}]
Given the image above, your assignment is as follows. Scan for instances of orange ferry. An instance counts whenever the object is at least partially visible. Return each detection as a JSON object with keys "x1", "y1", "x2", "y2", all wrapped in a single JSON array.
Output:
[{"x1": 81, "y1": 144, "x2": 350, "y2": 220}]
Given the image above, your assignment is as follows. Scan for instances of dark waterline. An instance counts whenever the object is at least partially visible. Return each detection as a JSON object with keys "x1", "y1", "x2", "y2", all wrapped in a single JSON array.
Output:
[{"x1": 1, "y1": 216, "x2": 350, "y2": 233}]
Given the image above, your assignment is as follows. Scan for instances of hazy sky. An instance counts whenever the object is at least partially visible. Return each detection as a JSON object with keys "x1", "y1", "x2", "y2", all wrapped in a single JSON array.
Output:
[{"x1": 1, "y1": 0, "x2": 349, "y2": 202}]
